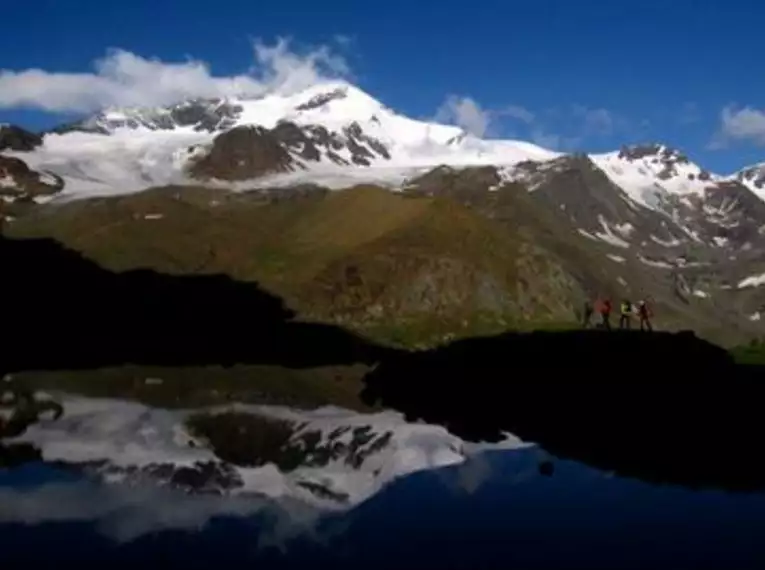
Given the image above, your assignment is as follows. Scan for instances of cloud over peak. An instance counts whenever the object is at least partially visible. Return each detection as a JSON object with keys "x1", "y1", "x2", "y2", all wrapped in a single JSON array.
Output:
[
  {"x1": 710, "y1": 104, "x2": 765, "y2": 149},
  {"x1": 0, "y1": 38, "x2": 350, "y2": 114},
  {"x1": 434, "y1": 95, "x2": 492, "y2": 138}
]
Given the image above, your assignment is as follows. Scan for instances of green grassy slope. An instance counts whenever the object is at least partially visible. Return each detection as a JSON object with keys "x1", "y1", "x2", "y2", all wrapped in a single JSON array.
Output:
[{"x1": 6, "y1": 184, "x2": 585, "y2": 347}]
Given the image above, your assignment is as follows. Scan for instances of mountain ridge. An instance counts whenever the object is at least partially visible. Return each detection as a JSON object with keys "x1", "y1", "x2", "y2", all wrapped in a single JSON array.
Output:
[
  {"x1": 3, "y1": 82, "x2": 765, "y2": 341},
  {"x1": 0, "y1": 81, "x2": 757, "y2": 179}
]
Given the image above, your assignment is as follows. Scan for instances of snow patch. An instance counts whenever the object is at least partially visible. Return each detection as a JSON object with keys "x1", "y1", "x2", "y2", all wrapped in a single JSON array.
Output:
[
  {"x1": 577, "y1": 228, "x2": 599, "y2": 241},
  {"x1": 595, "y1": 215, "x2": 630, "y2": 248},
  {"x1": 612, "y1": 222, "x2": 634, "y2": 238},
  {"x1": 498, "y1": 158, "x2": 567, "y2": 192},
  {"x1": 38, "y1": 171, "x2": 59, "y2": 186},
  {"x1": 692, "y1": 290, "x2": 709, "y2": 298},
  {"x1": 638, "y1": 254, "x2": 673, "y2": 269},
  {"x1": 738, "y1": 273, "x2": 765, "y2": 289},
  {"x1": 607, "y1": 254, "x2": 625, "y2": 264}
]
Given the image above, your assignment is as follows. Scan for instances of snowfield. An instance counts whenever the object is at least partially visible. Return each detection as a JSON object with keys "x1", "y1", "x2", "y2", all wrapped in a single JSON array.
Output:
[
  {"x1": 6, "y1": 128, "x2": 212, "y2": 198},
  {"x1": 4, "y1": 81, "x2": 561, "y2": 199}
]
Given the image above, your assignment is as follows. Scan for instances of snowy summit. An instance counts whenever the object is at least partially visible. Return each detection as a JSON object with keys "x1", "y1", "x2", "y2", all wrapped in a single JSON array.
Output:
[{"x1": 4, "y1": 80, "x2": 563, "y2": 197}]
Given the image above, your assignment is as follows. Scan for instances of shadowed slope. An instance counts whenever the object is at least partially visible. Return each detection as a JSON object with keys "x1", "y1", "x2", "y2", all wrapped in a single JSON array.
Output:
[
  {"x1": 1, "y1": 233, "x2": 386, "y2": 374},
  {"x1": 361, "y1": 329, "x2": 765, "y2": 491}
]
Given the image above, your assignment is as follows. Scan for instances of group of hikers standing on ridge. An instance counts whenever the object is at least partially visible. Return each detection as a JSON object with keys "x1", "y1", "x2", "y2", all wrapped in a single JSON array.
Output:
[{"x1": 581, "y1": 297, "x2": 653, "y2": 331}]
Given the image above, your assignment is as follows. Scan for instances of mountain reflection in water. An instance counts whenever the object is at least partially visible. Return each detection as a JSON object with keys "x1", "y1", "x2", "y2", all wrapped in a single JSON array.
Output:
[{"x1": 2, "y1": 448, "x2": 765, "y2": 569}]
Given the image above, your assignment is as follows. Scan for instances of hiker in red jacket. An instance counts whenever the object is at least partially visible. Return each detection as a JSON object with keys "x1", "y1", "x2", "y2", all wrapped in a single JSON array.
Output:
[{"x1": 594, "y1": 297, "x2": 612, "y2": 330}]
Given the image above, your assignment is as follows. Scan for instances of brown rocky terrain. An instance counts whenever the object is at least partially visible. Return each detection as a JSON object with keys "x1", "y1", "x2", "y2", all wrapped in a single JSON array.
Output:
[
  {"x1": 0, "y1": 125, "x2": 42, "y2": 151},
  {"x1": 0, "y1": 155, "x2": 64, "y2": 220},
  {"x1": 187, "y1": 120, "x2": 392, "y2": 181}
]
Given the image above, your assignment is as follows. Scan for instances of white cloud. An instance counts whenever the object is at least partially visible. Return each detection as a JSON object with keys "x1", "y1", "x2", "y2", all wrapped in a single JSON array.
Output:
[
  {"x1": 710, "y1": 104, "x2": 765, "y2": 148},
  {"x1": 500, "y1": 104, "x2": 535, "y2": 124},
  {"x1": 530, "y1": 128, "x2": 582, "y2": 151},
  {"x1": 530, "y1": 128, "x2": 562, "y2": 149},
  {"x1": 432, "y1": 94, "x2": 623, "y2": 149},
  {"x1": 678, "y1": 101, "x2": 699, "y2": 125},
  {"x1": 0, "y1": 37, "x2": 350, "y2": 113},
  {"x1": 434, "y1": 97, "x2": 537, "y2": 138},
  {"x1": 573, "y1": 105, "x2": 614, "y2": 136},
  {"x1": 333, "y1": 34, "x2": 354, "y2": 47},
  {"x1": 435, "y1": 95, "x2": 492, "y2": 137}
]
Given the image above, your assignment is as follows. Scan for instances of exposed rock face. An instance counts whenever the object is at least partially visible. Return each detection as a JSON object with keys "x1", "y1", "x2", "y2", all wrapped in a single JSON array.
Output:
[
  {"x1": 0, "y1": 125, "x2": 42, "y2": 152},
  {"x1": 50, "y1": 98, "x2": 245, "y2": 135},
  {"x1": 188, "y1": 126, "x2": 298, "y2": 181},
  {"x1": 187, "y1": 120, "x2": 391, "y2": 181},
  {"x1": 0, "y1": 156, "x2": 64, "y2": 217},
  {"x1": 696, "y1": 181, "x2": 765, "y2": 246},
  {"x1": 738, "y1": 164, "x2": 765, "y2": 191},
  {"x1": 509, "y1": 155, "x2": 678, "y2": 251},
  {"x1": 295, "y1": 87, "x2": 348, "y2": 111},
  {"x1": 617, "y1": 144, "x2": 712, "y2": 181},
  {"x1": 504, "y1": 153, "x2": 765, "y2": 256}
]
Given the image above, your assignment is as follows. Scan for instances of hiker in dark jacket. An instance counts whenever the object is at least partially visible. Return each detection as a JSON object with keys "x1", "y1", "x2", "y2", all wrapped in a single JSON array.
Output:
[
  {"x1": 619, "y1": 299, "x2": 633, "y2": 329},
  {"x1": 582, "y1": 300, "x2": 594, "y2": 328},
  {"x1": 638, "y1": 299, "x2": 653, "y2": 331}
]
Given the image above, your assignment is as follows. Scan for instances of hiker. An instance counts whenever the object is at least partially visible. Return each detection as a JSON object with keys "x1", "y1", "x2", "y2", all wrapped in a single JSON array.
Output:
[
  {"x1": 582, "y1": 300, "x2": 594, "y2": 328},
  {"x1": 594, "y1": 297, "x2": 611, "y2": 330},
  {"x1": 619, "y1": 299, "x2": 633, "y2": 329},
  {"x1": 638, "y1": 299, "x2": 653, "y2": 331}
]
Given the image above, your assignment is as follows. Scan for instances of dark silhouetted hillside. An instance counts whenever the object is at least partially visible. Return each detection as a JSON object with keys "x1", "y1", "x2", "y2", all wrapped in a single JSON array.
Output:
[
  {"x1": 361, "y1": 329, "x2": 765, "y2": 491},
  {"x1": 0, "y1": 233, "x2": 386, "y2": 374}
]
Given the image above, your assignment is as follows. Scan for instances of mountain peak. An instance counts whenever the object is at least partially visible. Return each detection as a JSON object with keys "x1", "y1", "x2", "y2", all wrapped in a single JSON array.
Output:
[
  {"x1": 617, "y1": 143, "x2": 690, "y2": 165},
  {"x1": 46, "y1": 80, "x2": 390, "y2": 138},
  {"x1": 736, "y1": 162, "x2": 765, "y2": 193}
]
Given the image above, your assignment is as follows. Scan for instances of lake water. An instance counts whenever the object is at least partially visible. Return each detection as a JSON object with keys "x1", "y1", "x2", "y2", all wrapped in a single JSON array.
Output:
[{"x1": 3, "y1": 447, "x2": 765, "y2": 569}]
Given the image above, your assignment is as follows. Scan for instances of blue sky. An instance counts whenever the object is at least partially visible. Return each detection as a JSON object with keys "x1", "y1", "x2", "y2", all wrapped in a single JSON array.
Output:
[{"x1": 1, "y1": 0, "x2": 764, "y2": 173}]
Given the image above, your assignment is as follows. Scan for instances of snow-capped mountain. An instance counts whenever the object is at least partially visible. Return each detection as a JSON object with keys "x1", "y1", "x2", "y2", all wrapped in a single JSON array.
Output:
[
  {"x1": 591, "y1": 144, "x2": 716, "y2": 211},
  {"x1": 0, "y1": 81, "x2": 562, "y2": 197},
  {"x1": 52, "y1": 98, "x2": 246, "y2": 135},
  {"x1": 3, "y1": 79, "x2": 765, "y2": 301},
  {"x1": 496, "y1": 144, "x2": 765, "y2": 255},
  {"x1": 0, "y1": 80, "x2": 757, "y2": 214},
  {"x1": 736, "y1": 162, "x2": 765, "y2": 197}
]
